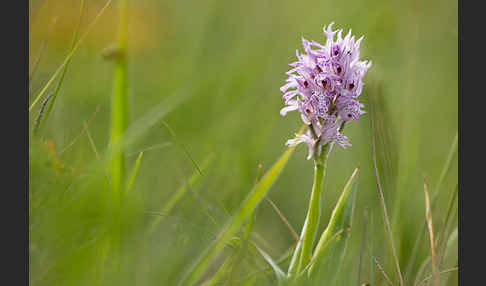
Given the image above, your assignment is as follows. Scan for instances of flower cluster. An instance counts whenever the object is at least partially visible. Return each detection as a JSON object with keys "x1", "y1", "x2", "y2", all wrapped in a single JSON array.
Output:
[{"x1": 280, "y1": 22, "x2": 371, "y2": 160}]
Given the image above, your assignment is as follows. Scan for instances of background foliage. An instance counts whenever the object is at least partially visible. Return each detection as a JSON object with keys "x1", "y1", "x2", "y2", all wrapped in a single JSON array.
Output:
[{"x1": 29, "y1": 0, "x2": 458, "y2": 285}]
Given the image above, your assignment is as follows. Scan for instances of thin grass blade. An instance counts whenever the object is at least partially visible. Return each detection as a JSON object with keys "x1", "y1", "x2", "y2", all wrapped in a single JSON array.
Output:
[
  {"x1": 373, "y1": 256, "x2": 394, "y2": 286},
  {"x1": 437, "y1": 184, "x2": 457, "y2": 248},
  {"x1": 162, "y1": 120, "x2": 202, "y2": 175},
  {"x1": 239, "y1": 244, "x2": 296, "y2": 285},
  {"x1": 29, "y1": 0, "x2": 113, "y2": 112},
  {"x1": 30, "y1": 17, "x2": 57, "y2": 88},
  {"x1": 424, "y1": 178, "x2": 439, "y2": 286},
  {"x1": 147, "y1": 153, "x2": 214, "y2": 235},
  {"x1": 368, "y1": 212, "x2": 374, "y2": 286},
  {"x1": 227, "y1": 164, "x2": 263, "y2": 285},
  {"x1": 413, "y1": 257, "x2": 431, "y2": 286},
  {"x1": 432, "y1": 132, "x2": 458, "y2": 203},
  {"x1": 437, "y1": 185, "x2": 458, "y2": 267},
  {"x1": 177, "y1": 126, "x2": 306, "y2": 286},
  {"x1": 357, "y1": 209, "x2": 369, "y2": 286},
  {"x1": 251, "y1": 242, "x2": 287, "y2": 284},
  {"x1": 441, "y1": 227, "x2": 458, "y2": 270},
  {"x1": 417, "y1": 267, "x2": 458, "y2": 286},
  {"x1": 266, "y1": 198, "x2": 299, "y2": 243},
  {"x1": 307, "y1": 166, "x2": 359, "y2": 283},
  {"x1": 35, "y1": 0, "x2": 86, "y2": 132},
  {"x1": 120, "y1": 91, "x2": 194, "y2": 150},
  {"x1": 405, "y1": 131, "x2": 458, "y2": 280},
  {"x1": 104, "y1": 90, "x2": 195, "y2": 168},
  {"x1": 200, "y1": 256, "x2": 233, "y2": 286},
  {"x1": 369, "y1": 91, "x2": 404, "y2": 286},
  {"x1": 126, "y1": 152, "x2": 144, "y2": 192}
]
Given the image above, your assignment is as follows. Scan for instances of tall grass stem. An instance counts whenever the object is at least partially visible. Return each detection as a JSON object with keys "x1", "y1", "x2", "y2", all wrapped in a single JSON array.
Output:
[
  {"x1": 369, "y1": 91, "x2": 404, "y2": 286},
  {"x1": 405, "y1": 131, "x2": 457, "y2": 280},
  {"x1": 423, "y1": 178, "x2": 439, "y2": 286}
]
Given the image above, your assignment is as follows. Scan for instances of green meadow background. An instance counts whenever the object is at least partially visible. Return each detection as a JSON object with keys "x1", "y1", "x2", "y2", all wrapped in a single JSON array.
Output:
[{"x1": 29, "y1": 0, "x2": 458, "y2": 285}]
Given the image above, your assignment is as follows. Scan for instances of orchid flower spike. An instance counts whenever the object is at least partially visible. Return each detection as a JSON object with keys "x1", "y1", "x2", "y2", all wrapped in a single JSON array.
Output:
[{"x1": 280, "y1": 22, "x2": 371, "y2": 160}]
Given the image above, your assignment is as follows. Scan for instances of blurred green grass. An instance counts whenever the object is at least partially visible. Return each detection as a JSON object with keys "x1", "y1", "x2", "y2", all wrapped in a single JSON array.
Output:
[{"x1": 29, "y1": 0, "x2": 457, "y2": 285}]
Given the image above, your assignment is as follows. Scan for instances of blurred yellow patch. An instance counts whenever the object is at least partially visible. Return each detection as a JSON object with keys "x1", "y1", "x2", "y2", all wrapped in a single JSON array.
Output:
[
  {"x1": 30, "y1": 0, "x2": 162, "y2": 54},
  {"x1": 42, "y1": 139, "x2": 65, "y2": 172}
]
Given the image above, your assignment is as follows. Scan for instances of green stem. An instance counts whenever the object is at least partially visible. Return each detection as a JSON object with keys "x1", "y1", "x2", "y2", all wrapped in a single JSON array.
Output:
[
  {"x1": 110, "y1": 0, "x2": 129, "y2": 196},
  {"x1": 109, "y1": 0, "x2": 128, "y2": 275},
  {"x1": 293, "y1": 143, "x2": 331, "y2": 274},
  {"x1": 297, "y1": 162, "x2": 325, "y2": 272},
  {"x1": 287, "y1": 144, "x2": 330, "y2": 277}
]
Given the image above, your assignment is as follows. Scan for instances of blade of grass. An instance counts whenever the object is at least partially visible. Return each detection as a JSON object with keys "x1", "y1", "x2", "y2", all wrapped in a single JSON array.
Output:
[
  {"x1": 286, "y1": 217, "x2": 304, "y2": 276},
  {"x1": 117, "y1": 90, "x2": 194, "y2": 151},
  {"x1": 29, "y1": 17, "x2": 57, "y2": 88},
  {"x1": 84, "y1": 121, "x2": 101, "y2": 160},
  {"x1": 417, "y1": 267, "x2": 458, "y2": 286},
  {"x1": 446, "y1": 261, "x2": 458, "y2": 286},
  {"x1": 437, "y1": 184, "x2": 457, "y2": 234},
  {"x1": 238, "y1": 243, "x2": 296, "y2": 285},
  {"x1": 29, "y1": 0, "x2": 113, "y2": 112},
  {"x1": 226, "y1": 214, "x2": 255, "y2": 285},
  {"x1": 200, "y1": 256, "x2": 233, "y2": 286},
  {"x1": 372, "y1": 256, "x2": 393, "y2": 286},
  {"x1": 441, "y1": 227, "x2": 457, "y2": 271},
  {"x1": 85, "y1": 120, "x2": 112, "y2": 185},
  {"x1": 266, "y1": 198, "x2": 299, "y2": 243},
  {"x1": 299, "y1": 228, "x2": 347, "y2": 276},
  {"x1": 413, "y1": 257, "x2": 431, "y2": 286},
  {"x1": 126, "y1": 152, "x2": 144, "y2": 192},
  {"x1": 424, "y1": 178, "x2": 439, "y2": 286},
  {"x1": 251, "y1": 242, "x2": 287, "y2": 284},
  {"x1": 33, "y1": 92, "x2": 54, "y2": 132},
  {"x1": 432, "y1": 132, "x2": 458, "y2": 203},
  {"x1": 185, "y1": 173, "x2": 223, "y2": 228},
  {"x1": 369, "y1": 92, "x2": 404, "y2": 286},
  {"x1": 94, "y1": 89, "x2": 193, "y2": 175},
  {"x1": 162, "y1": 120, "x2": 202, "y2": 175},
  {"x1": 440, "y1": 230, "x2": 458, "y2": 285},
  {"x1": 59, "y1": 104, "x2": 101, "y2": 155},
  {"x1": 127, "y1": 142, "x2": 172, "y2": 157},
  {"x1": 178, "y1": 125, "x2": 306, "y2": 286},
  {"x1": 357, "y1": 209, "x2": 369, "y2": 286},
  {"x1": 405, "y1": 132, "x2": 458, "y2": 280},
  {"x1": 307, "y1": 166, "x2": 359, "y2": 278},
  {"x1": 98, "y1": 91, "x2": 194, "y2": 193},
  {"x1": 36, "y1": 0, "x2": 86, "y2": 132},
  {"x1": 437, "y1": 184, "x2": 457, "y2": 246},
  {"x1": 227, "y1": 164, "x2": 263, "y2": 285},
  {"x1": 437, "y1": 185, "x2": 458, "y2": 267},
  {"x1": 147, "y1": 154, "x2": 214, "y2": 235},
  {"x1": 368, "y1": 212, "x2": 374, "y2": 286}
]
